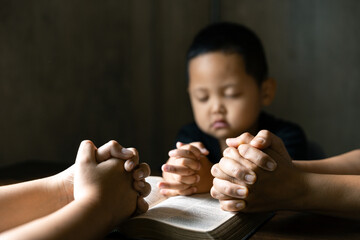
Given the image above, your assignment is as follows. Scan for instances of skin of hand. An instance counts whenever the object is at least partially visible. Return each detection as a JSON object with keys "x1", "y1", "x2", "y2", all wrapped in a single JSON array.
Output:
[
  {"x1": 51, "y1": 140, "x2": 151, "y2": 215},
  {"x1": 0, "y1": 140, "x2": 146, "y2": 240},
  {"x1": 211, "y1": 130, "x2": 307, "y2": 212},
  {"x1": 73, "y1": 140, "x2": 138, "y2": 226},
  {"x1": 160, "y1": 141, "x2": 213, "y2": 196}
]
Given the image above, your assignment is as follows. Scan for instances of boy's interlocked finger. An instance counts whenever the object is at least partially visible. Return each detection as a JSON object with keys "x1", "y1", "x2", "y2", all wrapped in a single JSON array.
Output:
[
  {"x1": 160, "y1": 186, "x2": 196, "y2": 196},
  {"x1": 171, "y1": 157, "x2": 200, "y2": 171},
  {"x1": 172, "y1": 174, "x2": 200, "y2": 185},
  {"x1": 158, "y1": 181, "x2": 191, "y2": 191},
  {"x1": 162, "y1": 164, "x2": 195, "y2": 176}
]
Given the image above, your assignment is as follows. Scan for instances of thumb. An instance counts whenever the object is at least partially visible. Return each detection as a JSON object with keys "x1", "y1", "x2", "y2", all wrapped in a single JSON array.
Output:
[{"x1": 76, "y1": 140, "x2": 97, "y2": 165}]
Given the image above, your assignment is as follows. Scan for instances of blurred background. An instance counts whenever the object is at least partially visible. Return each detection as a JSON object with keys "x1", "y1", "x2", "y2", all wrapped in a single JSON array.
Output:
[{"x1": 1, "y1": 0, "x2": 359, "y2": 175}]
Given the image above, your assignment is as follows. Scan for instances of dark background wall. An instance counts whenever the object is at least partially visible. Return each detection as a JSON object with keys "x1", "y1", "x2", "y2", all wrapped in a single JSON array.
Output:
[{"x1": 1, "y1": 0, "x2": 359, "y2": 174}]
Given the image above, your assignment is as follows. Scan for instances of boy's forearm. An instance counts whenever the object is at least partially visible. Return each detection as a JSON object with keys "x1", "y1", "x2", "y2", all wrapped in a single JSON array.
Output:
[
  {"x1": 0, "y1": 199, "x2": 112, "y2": 240},
  {"x1": 0, "y1": 177, "x2": 68, "y2": 231},
  {"x1": 295, "y1": 172, "x2": 360, "y2": 219}
]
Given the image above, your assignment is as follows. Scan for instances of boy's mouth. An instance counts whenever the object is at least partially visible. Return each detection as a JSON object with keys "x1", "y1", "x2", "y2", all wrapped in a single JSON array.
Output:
[{"x1": 211, "y1": 120, "x2": 229, "y2": 129}]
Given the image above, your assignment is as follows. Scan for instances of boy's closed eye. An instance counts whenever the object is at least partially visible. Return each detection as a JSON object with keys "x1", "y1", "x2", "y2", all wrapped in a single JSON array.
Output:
[
  {"x1": 192, "y1": 90, "x2": 209, "y2": 102},
  {"x1": 223, "y1": 87, "x2": 242, "y2": 99}
]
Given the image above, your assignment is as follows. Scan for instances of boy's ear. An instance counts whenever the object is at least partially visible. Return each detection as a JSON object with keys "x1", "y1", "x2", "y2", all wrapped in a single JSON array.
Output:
[{"x1": 260, "y1": 78, "x2": 276, "y2": 106}]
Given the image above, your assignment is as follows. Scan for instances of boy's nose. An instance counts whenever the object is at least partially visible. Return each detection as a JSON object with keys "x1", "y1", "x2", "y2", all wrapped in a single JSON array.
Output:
[{"x1": 211, "y1": 100, "x2": 226, "y2": 114}]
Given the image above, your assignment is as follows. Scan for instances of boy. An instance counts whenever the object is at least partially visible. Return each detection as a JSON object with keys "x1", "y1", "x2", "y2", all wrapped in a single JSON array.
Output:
[
  {"x1": 159, "y1": 22, "x2": 307, "y2": 196},
  {"x1": 211, "y1": 130, "x2": 360, "y2": 219}
]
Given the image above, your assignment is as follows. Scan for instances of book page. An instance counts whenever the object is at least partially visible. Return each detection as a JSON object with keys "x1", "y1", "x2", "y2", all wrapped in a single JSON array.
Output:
[
  {"x1": 144, "y1": 176, "x2": 168, "y2": 207},
  {"x1": 138, "y1": 192, "x2": 236, "y2": 232}
]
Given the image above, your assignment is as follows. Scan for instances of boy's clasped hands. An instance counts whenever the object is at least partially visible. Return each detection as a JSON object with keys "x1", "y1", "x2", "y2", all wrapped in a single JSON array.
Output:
[{"x1": 160, "y1": 141, "x2": 214, "y2": 196}]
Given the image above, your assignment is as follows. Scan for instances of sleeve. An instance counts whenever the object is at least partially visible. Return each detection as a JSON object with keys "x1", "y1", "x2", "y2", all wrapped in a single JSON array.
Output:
[
  {"x1": 174, "y1": 123, "x2": 221, "y2": 164},
  {"x1": 174, "y1": 123, "x2": 203, "y2": 146},
  {"x1": 276, "y1": 123, "x2": 308, "y2": 160}
]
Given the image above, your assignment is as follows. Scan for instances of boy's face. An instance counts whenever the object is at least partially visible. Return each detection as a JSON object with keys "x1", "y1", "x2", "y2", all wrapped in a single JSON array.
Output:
[{"x1": 188, "y1": 52, "x2": 268, "y2": 141}]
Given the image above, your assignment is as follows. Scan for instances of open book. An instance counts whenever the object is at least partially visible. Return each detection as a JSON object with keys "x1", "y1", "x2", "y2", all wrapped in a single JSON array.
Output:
[{"x1": 115, "y1": 176, "x2": 273, "y2": 240}]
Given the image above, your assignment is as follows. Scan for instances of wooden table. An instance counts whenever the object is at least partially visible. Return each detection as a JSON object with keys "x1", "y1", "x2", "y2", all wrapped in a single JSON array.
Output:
[
  {"x1": 1, "y1": 161, "x2": 360, "y2": 239},
  {"x1": 251, "y1": 211, "x2": 360, "y2": 239}
]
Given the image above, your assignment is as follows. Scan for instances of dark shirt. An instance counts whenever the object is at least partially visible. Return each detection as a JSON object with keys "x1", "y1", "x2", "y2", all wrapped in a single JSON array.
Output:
[{"x1": 175, "y1": 112, "x2": 308, "y2": 164}]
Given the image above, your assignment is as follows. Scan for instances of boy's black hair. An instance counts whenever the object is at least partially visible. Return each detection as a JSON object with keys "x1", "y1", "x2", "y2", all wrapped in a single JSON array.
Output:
[{"x1": 186, "y1": 22, "x2": 268, "y2": 85}]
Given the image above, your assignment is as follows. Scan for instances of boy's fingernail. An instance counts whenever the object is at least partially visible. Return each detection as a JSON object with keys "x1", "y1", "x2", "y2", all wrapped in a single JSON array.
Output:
[
  {"x1": 236, "y1": 188, "x2": 247, "y2": 197},
  {"x1": 162, "y1": 164, "x2": 172, "y2": 172},
  {"x1": 121, "y1": 148, "x2": 133, "y2": 156},
  {"x1": 226, "y1": 138, "x2": 236, "y2": 146},
  {"x1": 251, "y1": 137, "x2": 265, "y2": 146},
  {"x1": 192, "y1": 187, "x2": 197, "y2": 193},
  {"x1": 238, "y1": 144, "x2": 247, "y2": 156},
  {"x1": 138, "y1": 181, "x2": 145, "y2": 187},
  {"x1": 266, "y1": 161, "x2": 276, "y2": 171},
  {"x1": 245, "y1": 174, "x2": 256, "y2": 184},
  {"x1": 168, "y1": 150, "x2": 176, "y2": 157},
  {"x1": 235, "y1": 201, "x2": 245, "y2": 210},
  {"x1": 223, "y1": 148, "x2": 231, "y2": 155}
]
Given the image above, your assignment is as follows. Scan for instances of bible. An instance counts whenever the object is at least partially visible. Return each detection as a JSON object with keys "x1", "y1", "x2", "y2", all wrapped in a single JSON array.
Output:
[{"x1": 115, "y1": 176, "x2": 273, "y2": 240}]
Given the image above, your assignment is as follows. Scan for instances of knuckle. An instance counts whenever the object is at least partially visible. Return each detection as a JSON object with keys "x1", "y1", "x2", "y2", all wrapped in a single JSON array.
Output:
[
  {"x1": 241, "y1": 132, "x2": 252, "y2": 141},
  {"x1": 260, "y1": 129, "x2": 270, "y2": 136},
  {"x1": 81, "y1": 140, "x2": 93, "y2": 146},
  {"x1": 223, "y1": 185, "x2": 232, "y2": 196},
  {"x1": 230, "y1": 166, "x2": 242, "y2": 179},
  {"x1": 108, "y1": 140, "x2": 120, "y2": 148},
  {"x1": 210, "y1": 164, "x2": 219, "y2": 176},
  {"x1": 210, "y1": 187, "x2": 219, "y2": 198},
  {"x1": 177, "y1": 158, "x2": 186, "y2": 166}
]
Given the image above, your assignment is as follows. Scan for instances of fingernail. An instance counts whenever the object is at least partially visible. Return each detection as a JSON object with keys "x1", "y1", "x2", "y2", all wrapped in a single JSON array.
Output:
[
  {"x1": 201, "y1": 148, "x2": 209, "y2": 155},
  {"x1": 238, "y1": 144, "x2": 247, "y2": 156},
  {"x1": 162, "y1": 164, "x2": 172, "y2": 172},
  {"x1": 168, "y1": 150, "x2": 176, "y2": 157},
  {"x1": 235, "y1": 202, "x2": 245, "y2": 210},
  {"x1": 223, "y1": 147, "x2": 231, "y2": 155},
  {"x1": 137, "y1": 171, "x2": 144, "y2": 179},
  {"x1": 245, "y1": 174, "x2": 256, "y2": 184},
  {"x1": 192, "y1": 187, "x2": 197, "y2": 193},
  {"x1": 236, "y1": 188, "x2": 247, "y2": 197},
  {"x1": 196, "y1": 163, "x2": 201, "y2": 170},
  {"x1": 251, "y1": 137, "x2": 265, "y2": 146},
  {"x1": 226, "y1": 138, "x2": 237, "y2": 146},
  {"x1": 121, "y1": 148, "x2": 133, "y2": 156},
  {"x1": 195, "y1": 175, "x2": 200, "y2": 183},
  {"x1": 266, "y1": 161, "x2": 276, "y2": 171},
  {"x1": 127, "y1": 160, "x2": 135, "y2": 170},
  {"x1": 138, "y1": 181, "x2": 145, "y2": 187}
]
